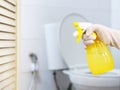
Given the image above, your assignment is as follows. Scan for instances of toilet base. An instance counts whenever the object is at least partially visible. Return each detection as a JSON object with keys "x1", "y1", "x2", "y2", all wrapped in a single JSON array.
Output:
[{"x1": 74, "y1": 84, "x2": 120, "y2": 90}]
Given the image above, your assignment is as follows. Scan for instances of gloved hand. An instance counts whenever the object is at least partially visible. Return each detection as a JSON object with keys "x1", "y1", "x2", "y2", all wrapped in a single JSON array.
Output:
[
  {"x1": 73, "y1": 22, "x2": 120, "y2": 49},
  {"x1": 83, "y1": 24, "x2": 120, "y2": 49}
]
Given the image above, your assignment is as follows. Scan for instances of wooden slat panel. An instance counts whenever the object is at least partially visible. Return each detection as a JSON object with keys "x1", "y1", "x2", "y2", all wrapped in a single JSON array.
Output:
[
  {"x1": 0, "y1": 32, "x2": 15, "y2": 40},
  {"x1": 5, "y1": 0, "x2": 16, "y2": 6},
  {"x1": 0, "y1": 41, "x2": 16, "y2": 48},
  {"x1": 0, "y1": 55, "x2": 15, "y2": 64},
  {"x1": 0, "y1": 76, "x2": 15, "y2": 89},
  {"x1": 0, "y1": 0, "x2": 17, "y2": 90},
  {"x1": 0, "y1": 0, "x2": 16, "y2": 12},
  {"x1": 0, "y1": 24, "x2": 15, "y2": 33},
  {"x1": 0, "y1": 7, "x2": 16, "y2": 19},
  {"x1": 0, "y1": 15, "x2": 15, "y2": 26},
  {"x1": 0, "y1": 62, "x2": 15, "y2": 73},
  {"x1": 2, "y1": 83, "x2": 15, "y2": 90},
  {"x1": 0, "y1": 48, "x2": 16, "y2": 56},
  {"x1": 0, "y1": 69, "x2": 15, "y2": 81}
]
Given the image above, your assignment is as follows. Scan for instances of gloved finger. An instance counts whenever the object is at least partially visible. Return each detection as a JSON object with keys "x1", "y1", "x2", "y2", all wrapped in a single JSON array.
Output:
[
  {"x1": 84, "y1": 25, "x2": 96, "y2": 37},
  {"x1": 83, "y1": 35, "x2": 96, "y2": 41},
  {"x1": 83, "y1": 40, "x2": 94, "y2": 46}
]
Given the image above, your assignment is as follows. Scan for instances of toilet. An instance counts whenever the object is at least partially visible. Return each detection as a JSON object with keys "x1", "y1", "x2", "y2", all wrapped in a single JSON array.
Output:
[
  {"x1": 63, "y1": 67, "x2": 120, "y2": 90},
  {"x1": 45, "y1": 13, "x2": 120, "y2": 90}
]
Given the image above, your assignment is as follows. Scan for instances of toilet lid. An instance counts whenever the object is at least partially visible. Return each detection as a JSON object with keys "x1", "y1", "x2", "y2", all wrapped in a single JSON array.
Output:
[{"x1": 59, "y1": 13, "x2": 88, "y2": 68}]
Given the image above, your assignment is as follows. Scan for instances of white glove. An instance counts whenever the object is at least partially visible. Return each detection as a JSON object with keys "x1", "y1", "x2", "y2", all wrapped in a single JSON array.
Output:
[
  {"x1": 73, "y1": 22, "x2": 120, "y2": 49},
  {"x1": 83, "y1": 23, "x2": 120, "y2": 49}
]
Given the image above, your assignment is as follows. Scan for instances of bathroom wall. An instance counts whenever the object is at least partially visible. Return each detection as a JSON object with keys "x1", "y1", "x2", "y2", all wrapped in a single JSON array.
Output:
[
  {"x1": 20, "y1": 0, "x2": 57, "y2": 90},
  {"x1": 20, "y1": 0, "x2": 112, "y2": 90}
]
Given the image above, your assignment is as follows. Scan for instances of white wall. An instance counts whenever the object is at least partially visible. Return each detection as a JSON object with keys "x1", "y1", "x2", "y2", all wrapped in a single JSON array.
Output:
[
  {"x1": 20, "y1": 0, "x2": 111, "y2": 90},
  {"x1": 20, "y1": 0, "x2": 57, "y2": 90},
  {"x1": 111, "y1": 0, "x2": 120, "y2": 29}
]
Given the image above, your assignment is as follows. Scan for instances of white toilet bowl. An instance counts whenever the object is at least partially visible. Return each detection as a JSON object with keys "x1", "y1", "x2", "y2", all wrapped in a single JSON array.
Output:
[{"x1": 63, "y1": 68, "x2": 120, "y2": 90}]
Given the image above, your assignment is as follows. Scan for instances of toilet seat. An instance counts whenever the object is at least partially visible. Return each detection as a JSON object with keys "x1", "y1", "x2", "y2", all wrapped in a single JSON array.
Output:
[
  {"x1": 69, "y1": 68, "x2": 120, "y2": 78},
  {"x1": 63, "y1": 68, "x2": 120, "y2": 87}
]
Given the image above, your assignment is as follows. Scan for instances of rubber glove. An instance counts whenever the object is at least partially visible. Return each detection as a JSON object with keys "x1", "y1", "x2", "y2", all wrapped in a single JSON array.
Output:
[{"x1": 83, "y1": 23, "x2": 120, "y2": 49}]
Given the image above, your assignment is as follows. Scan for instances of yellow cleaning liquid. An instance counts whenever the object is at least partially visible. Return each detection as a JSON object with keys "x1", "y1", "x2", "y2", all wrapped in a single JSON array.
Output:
[{"x1": 73, "y1": 22, "x2": 114, "y2": 75}]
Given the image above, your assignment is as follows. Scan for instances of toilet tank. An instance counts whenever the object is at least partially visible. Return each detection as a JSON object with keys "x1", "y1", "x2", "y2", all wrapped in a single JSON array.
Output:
[{"x1": 45, "y1": 23, "x2": 67, "y2": 70}]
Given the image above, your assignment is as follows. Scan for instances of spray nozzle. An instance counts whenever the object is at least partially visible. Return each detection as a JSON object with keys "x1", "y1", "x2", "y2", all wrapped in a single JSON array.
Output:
[
  {"x1": 73, "y1": 22, "x2": 97, "y2": 44},
  {"x1": 73, "y1": 22, "x2": 83, "y2": 44}
]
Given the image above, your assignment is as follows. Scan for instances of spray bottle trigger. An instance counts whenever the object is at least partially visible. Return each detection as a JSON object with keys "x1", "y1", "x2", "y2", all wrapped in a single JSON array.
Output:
[{"x1": 76, "y1": 27, "x2": 83, "y2": 44}]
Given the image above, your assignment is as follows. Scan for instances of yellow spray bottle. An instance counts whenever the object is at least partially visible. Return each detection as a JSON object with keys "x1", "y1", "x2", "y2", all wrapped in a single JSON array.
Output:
[{"x1": 73, "y1": 22, "x2": 114, "y2": 75}]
